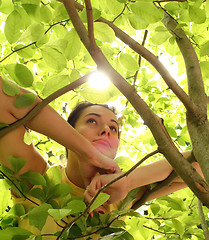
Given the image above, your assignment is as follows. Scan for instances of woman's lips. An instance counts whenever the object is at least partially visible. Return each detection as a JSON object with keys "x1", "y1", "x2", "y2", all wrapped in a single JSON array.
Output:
[{"x1": 93, "y1": 139, "x2": 110, "y2": 147}]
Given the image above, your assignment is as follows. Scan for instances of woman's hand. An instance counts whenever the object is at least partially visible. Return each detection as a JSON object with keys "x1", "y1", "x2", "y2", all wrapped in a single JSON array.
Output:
[
  {"x1": 78, "y1": 149, "x2": 121, "y2": 187},
  {"x1": 84, "y1": 172, "x2": 129, "y2": 205}
]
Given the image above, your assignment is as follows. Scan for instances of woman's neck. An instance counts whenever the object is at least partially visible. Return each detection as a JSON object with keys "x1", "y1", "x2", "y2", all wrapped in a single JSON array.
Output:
[{"x1": 65, "y1": 151, "x2": 85, "y2": 189}]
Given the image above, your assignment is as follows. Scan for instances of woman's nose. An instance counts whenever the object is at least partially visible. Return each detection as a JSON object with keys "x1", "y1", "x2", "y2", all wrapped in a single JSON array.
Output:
[{"x1": 99, "y1": 124, "x2": 110, "y2": 136}]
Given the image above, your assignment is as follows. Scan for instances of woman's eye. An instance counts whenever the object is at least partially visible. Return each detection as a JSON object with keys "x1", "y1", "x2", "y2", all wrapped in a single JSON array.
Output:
[
  {"x1": 110, "y1": 126, "x2": 117, "y2": 132},
  {"x1": 87, "y1": 119, "x2": 97, "y2": 124}
]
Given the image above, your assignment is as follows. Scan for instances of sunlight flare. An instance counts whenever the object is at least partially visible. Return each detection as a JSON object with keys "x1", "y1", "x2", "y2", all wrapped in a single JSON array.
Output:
[{"x1": 88, "y1": 71, "x2": 111, "y2": 90}]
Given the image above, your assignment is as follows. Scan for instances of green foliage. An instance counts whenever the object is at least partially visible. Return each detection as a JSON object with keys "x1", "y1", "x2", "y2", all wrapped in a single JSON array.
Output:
[
  {"x1": 9, "y1": 156, "x2": 26, "y2": 174},
  {"x1": 1, "y1": 77, "x2": 20, "y2": 96},
  {"x1": 0, "y1": 164, "x2": 134, "y2": 239},
  {"x1": 14, "y1": 93, "x2": 36, "y2": 108},
  {"x1": 89, "y1": 192, "x2": 110, "y2": 213},
  {"x1": 0, "y1": 0, "x2": 209, "y2": 239},
  {"x1": 5, "y1": 63, "x2": 34, "y2": 87}
]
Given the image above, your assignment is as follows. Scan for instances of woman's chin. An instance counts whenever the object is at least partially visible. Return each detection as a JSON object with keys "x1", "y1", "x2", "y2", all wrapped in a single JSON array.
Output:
[{"x1": 92, "y1": 142, "x2": 117, "y2": 159}]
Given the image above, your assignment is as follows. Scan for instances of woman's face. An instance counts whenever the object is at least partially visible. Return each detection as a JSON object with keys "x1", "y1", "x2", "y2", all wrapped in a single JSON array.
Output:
[{"x1": 74, "y1": 105, "x2": 120, "y2": 159}]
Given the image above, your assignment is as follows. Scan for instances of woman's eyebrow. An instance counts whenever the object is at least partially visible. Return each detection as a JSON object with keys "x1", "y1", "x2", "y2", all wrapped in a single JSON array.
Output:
[{"x1": 85, "y1": 113, "x2": 119, "y2": 126}]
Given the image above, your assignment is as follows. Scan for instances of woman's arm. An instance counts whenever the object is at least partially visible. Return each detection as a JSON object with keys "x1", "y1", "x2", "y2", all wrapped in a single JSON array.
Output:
[
  {"x1": 84, "y1": 155, "x2": 203, "y2": 205},
  {"x1": 0, "y1": 77, "x2": 120, "y2": 184}
]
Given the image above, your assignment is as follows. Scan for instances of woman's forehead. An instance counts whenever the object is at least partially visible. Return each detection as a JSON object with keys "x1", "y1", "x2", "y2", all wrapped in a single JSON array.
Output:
[{"x1": 80, "y1": 105, "x2": 117, "y2": 120}]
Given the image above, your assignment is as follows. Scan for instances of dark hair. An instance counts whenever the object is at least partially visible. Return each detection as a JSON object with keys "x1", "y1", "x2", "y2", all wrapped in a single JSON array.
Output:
[{"x1": 67, "y1": 102, "x2": 118, "y2": 127}]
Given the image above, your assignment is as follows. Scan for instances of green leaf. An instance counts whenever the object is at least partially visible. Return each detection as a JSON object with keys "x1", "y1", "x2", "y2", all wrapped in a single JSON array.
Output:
[
  {"x1": 80, "y1": 86, "x2": 112, "y2": 103},
  {"x1": 130, "y1": 2, "x2": 164, "y2": 24},
  {"x1": 19, "y1": 22, "x2": 45, "y2": 42},
  {"x1": 200, "y1": 41, "x2": 209, "y2": 57},
  {"x1": 14, "y1": 93, "x2": 36, "y2": 108},
  {"x1": 14, "y1": 43, "x2": 35, "y2": 59},
  {"x1": 115, "y1": 156, "x2": 135, "y2": 171},
  {"x1": 94, "y1": 22, "x2": 115, "y2": 42},
  {"x1": 44, "y1": 166, "x2": 62, "y2": 188},
  {"x1": 64, "y1": 29, "x2": 81, "y2": 60},
  {"x1": 0, "y1": 0, "x2": 14, "y2": 14},
  {"x1": 128, "y1": 14, "x2": 149, "y2": 30},
  {"x1": 48, "y1": 208, "x2": 71, "y2": 222},
  {"x1": 52, "y1": 4, "x2": 69, "y2": 22},
  {"x1": 41, "y1": 46, "x2": 67, "y2": 72},
  {"x1": 24, "y1": 131, "x2": 32, "y2": 145},
  {"x1": 69, "y1": 69, "x2": 81, "y2": 82},
  {"x1": 119, "y1": 187, "x2": 141, "y2": 210},
  {"x1": 0, "y1": 215, "x2": 18, "y2": 229},
  {"x1": 0, "y1": 165, "x2": 14, "y2": 176},
  {"x1": 4, "y1": 10, "x2": 24, "y2": 44},
  {"x1": 5, "y1": 63, "x2": 34, "y2": 87},
  {"x1": 42, "y1": 75, "x2": 71, "y2": 97},
  {"x1": 10, "y1": 204, "x2": 26, "y2": 216},
  {"x1": 40, "y1": 4, "x2": 52, "y2": 23},
  {"x1": 0, "y1": 124, "x2": 9, "y2": 130},
  {"x1": 1, "y1": 78, "x2": 20, "y2": 96},
  {"x1": 152, "y1": 32, "x2": 170, "y2": 45},
  {"x1": 200, "y1": 61, "x2": 209, "y2": 79},
  {"x1": 15, "y1": 63, "x2": 34, "y2": 87},
  {"x1": 47, "y1": 183, "x2": 72, "y2": 200},
  {"x1": 159, "y1": 196, "x2": 186, "y2": 211},
  {"x1": 21, "y1": 0, "x2": 41, "y2": 4},
  {"x1": 105, "y1": 0, "x2": 124, "y2": 15},
  {"x1": 27, "y1": 203, "x2": 51, "y2": 231},
  {"x1": 0, "y1": 227, "x2": 32, "y2": 240},
  {"x1": 66, "y1": 199, "x2": 86, "y2": 214},
  {"x1": 0, "y1": 178, "x2": 10, "y2": 192},
  {"x1": 0, "y1": 190, "x2": 11, "y2": 216},
  {"x1": 89, "y1": 192, "x2": 110, "y2": 213},
  {"x1": 29, "y1": 188, "x2": 46, "y2": 202},
  {"x1": 172, "y1": 219, "x2": 185, "y2": 236},
  {"x1": 119, "y1": 53, "x2": 139, "y2": 72},
  {"x1": 150, "y1": 203, "x2": 160, "y2": 215},
  {"x1": 79, "y1": 8, "x2": 101, "y2": 22},
  {"x1": 9, "y1": 156, "x2": 26, "y2": 174},
  {"x1": 20, "y1": 171, "x2": 46, "y2": 186},
  {"x1": 189, "y1": 5, "x2": 206, "y2": 24},
  {"x1": 166, "y1": 127, "x2": 177, "y2": 138}
]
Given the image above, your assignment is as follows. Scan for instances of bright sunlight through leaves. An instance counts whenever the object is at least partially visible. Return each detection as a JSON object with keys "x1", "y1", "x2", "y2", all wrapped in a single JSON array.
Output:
[{"x1": 87, "y1": 71, "x2": 110, "y2": 90}]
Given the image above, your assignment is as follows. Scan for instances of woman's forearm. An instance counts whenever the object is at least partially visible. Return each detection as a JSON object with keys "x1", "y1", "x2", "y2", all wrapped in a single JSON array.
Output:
[
  {"x1": 127, "y1": 158, "x2": 174, "y2": 192},
  {"x1": 1, "y1": 78, "x2": 98, "y2": 160}
]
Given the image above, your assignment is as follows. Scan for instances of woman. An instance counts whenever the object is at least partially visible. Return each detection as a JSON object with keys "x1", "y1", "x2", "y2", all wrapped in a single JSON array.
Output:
[{"x1": 0, "y1": 77, "x2": 201, "y2": 238}]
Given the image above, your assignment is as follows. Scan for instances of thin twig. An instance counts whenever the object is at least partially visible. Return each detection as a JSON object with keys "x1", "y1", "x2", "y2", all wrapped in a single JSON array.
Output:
[
  {"x1": 0, "y1": 42, "x2": 36, "y2": 63},
  {"x1": 0, "y1": 170, "x2": 39, "y2": 206},
  {"x1": 112, "y1": 3, "x2": 128, "y2": 23},
  {"x1": 143, "y1": 224, "x2": 179, "y2": 236}
]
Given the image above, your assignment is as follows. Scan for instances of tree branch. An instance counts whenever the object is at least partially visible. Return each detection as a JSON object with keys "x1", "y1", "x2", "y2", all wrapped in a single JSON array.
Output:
[
  {"x1": 162, "y1": 13, "x2": 207, "y2": 113},
  {"x1": 96, "y1": 17, "x2": 199, "y2": 117},
  {"x1": 63, "y1": 0, "x2": 90, "y2": 49},
  {"x1": 161, "y1": 12, "x2": 209, "y2": 185},
  {"x1": 84, "y1": 0, "x2": 97, "y2": 50},
  {"x1": 197, "y1": 199, "x2": 209, "y2": 240},
  {"x1": 62, "y1": 0, "x2": 209, "y2": 208},
  {"x1": 0, "y1": 74, "x2": 90, "y2": 137}
]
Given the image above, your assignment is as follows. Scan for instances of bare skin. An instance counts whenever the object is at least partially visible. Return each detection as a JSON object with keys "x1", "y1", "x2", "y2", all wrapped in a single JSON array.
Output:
[
  {"x1": 0, "y1": 77, "x2": 203, "y2": 213},
  {"x1": 0, "y1": 77, "x2": 120, "y2": 188},
  {"x1": 84, "y1": 153, "x2": 203, "y2": 206},
  {"x1": 66, "y1": 105, "x2": 120, "y2": 188}
]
